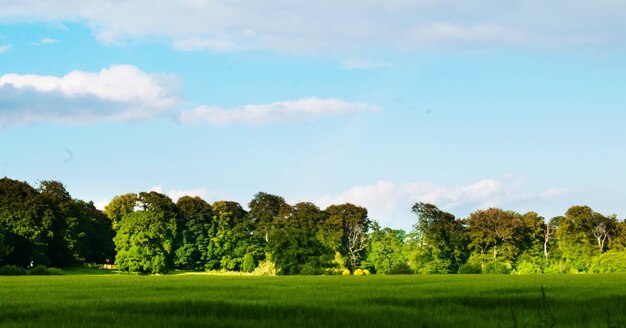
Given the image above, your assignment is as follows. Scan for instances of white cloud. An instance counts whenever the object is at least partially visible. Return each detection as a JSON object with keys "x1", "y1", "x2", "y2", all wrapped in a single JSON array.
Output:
[
  {"x1": 341, "y1": 57, "x2": 390, "y2": 70},
  {"x1": 0, "y1": 65, "x2": 179, "y2": 125},
  {"x1": 32, "y1": 37, "x2": 59, "y2": 45},
  {"x1": 180, "y1": 97, "x2": 374, "y2": 125},
  {"x1": 316, "y1": 178, "x2": 567, "y2": 230},
  {"x1": 0, "y1": 1, "x2": 624, "y2": 52},
  {"x1": 149, "y1": 185, "x2": 216, "y2": 203},
  {"x1": 0, "y1": 44, "x2": 11, "y2": 53}
]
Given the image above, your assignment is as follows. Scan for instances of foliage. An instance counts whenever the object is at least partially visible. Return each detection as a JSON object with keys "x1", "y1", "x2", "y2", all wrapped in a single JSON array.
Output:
[
  {"x1": 174, "y1": 196, "x2": 213, "y2": 270},
  {"x1": 590, "y1": 251, "x2": 626, "y2": 273},
  {"x1": 242, "y1": 253, "x2": 255, "y2": 273},
  {"x1": 364, "y1": 225, "x2": 412, "y2": 274},
  {"x1": 114, "y1": 211, "x2": 174, "y2": 274},
  {"x1": 253, "y1": 256, "x2": 277, "y2": 276},
  {"x1": 29, "y1": 265, "x2": 51, "y2": 275},
  {"x1": 0, "y1": 264, "x2": 27, "y2": 275}
]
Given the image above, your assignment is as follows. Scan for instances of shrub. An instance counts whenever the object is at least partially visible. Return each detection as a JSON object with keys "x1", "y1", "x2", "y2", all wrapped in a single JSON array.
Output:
[
  {"x1": 253, "y1": 259, "x2": 277, "y2": 276},
  {"x1": 590, "y1": 251, "x2": 626, "y2": 273},
  {"x1": 482, "y1": 261, "x2": 512, "y2": 274},
  {"x1": 354, "y1": 269, "x2": 364, "y2": 276},
  {"x1": 47, "y1": 267, "x2": 64, "y2": 275},
  {"x1": 458, "y1": 263, "x2": 481, "y2": 274},
  {"x1": 342, "y1": 269, "x2": 351, "y2": 276},
  {"x1": 362, "y1": 269, "x2": 370, "y2": 275},
  {"x1": 0, "y1": 265, "x2": 27, "y2": 276},
  {"x1": 514, "y1": 260, "x2": 543, "y2": 274},
  {"x1": 29, "y1": 265, "x2": 50, "y2": 275},
  {"x1": 242, "y1": 253, "x2": 255, "y2": 273},
  {"x1": 300, "y1": 261, "x2": 324, "y2": 275}
]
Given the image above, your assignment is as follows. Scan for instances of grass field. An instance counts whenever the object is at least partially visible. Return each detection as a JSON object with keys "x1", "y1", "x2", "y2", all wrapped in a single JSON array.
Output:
[{"x1": 1, "y1": 272, "x2": 625, "y2": 328}]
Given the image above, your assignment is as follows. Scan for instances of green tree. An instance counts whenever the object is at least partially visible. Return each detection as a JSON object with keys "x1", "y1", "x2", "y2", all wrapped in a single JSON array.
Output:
[
  {"x1": 104, "y1": 193, "x2": 138, "y2": 230},
  {"x1": 410, "y1": 202, "x2": 468, "y2": 273},
  {"x1": 175, "y1": 196, "x2": 213, "y2": 270},
  {"x1": 364, "y1": 223, "x2": 412, "y2": 274},
  {"x1": 248, "y1": 192, "x2": 287, "y2": 243},
  {"x1": 114, "y1": 211, "x2": 174, "y2": 274},
  {"x1": 208, "y1": 201, "x2": 253, "y2": 271},
  {"x1": 324, "y1": 203, "x2": 370, "y2": 270},
  {"x1": 465, "y1": 208, "x2": 524, "y2": 270},
  {"x1": 268, "y1": 202, "x2": 331, "y2": 275},
  {"x1": 0, "y1": 177, "x2": 54, "y2": 267}
]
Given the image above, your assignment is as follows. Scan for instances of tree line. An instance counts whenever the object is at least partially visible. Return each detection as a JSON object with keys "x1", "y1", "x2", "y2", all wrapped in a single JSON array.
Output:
[{"x1": 1, "y1": 177, "x2": 625, "y2": 274}]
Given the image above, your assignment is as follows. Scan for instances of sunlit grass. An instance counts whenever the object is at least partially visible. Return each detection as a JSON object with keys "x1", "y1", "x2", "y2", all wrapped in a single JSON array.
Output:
[{"x1": 1, "y1": 273, "x2": 625, "y2": 327}]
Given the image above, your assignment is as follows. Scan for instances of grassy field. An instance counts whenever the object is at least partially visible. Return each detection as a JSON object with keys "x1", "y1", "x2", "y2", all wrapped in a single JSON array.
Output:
[{"x1": 1, "y1": 272, "x2": 625, "y2": 328}]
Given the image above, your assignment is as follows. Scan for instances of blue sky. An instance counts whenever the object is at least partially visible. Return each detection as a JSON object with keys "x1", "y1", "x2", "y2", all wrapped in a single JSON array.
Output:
[{"x1": 1, "y1": 1, "x2": 625, "y2": 230}]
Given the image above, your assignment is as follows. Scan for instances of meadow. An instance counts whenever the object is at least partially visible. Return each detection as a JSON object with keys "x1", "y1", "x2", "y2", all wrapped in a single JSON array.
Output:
[{"x1": 1, "y1": 272, "x2": 625, "y2": 328}]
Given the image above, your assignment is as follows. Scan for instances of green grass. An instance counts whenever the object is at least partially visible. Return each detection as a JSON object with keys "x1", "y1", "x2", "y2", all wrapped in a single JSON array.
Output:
[{"x1": 1, "y1": 273, "x2": 625, "y2": 327}]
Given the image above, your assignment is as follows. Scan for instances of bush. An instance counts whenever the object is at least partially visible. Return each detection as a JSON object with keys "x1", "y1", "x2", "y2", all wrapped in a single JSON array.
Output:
[
  {"x1": 354, "y1": 269, "x2": 364, "y2": 276},
  {"x1": 300, "y1": 261, "x2": 324, "y2": 275},
  {"x1": 342, "y1": 269, "x2": 351, "y2": 276},
  {"x1": 0, "y1": 265, "x2": 27, "y2": 276},
  {"x1": 482, "y1": 261, "x2": 512, "y2": 274},
  {"x1": 29, "y1": 265, "x2": 50, "y2": 275},
  {"x1": 362, "y1": 269, "x2": 370, "y2": 275},
  {"x1": 242, "y1": 253, "x2": 255, "y2": 273},
  {"x1": 514, "y1": 260, "x2": 543, "y2": 274},
  {"x1": 253, "y1": 259, "x2": 277, "y2": 276},
  {"x1": 47, "y1": 267, "x2": 64, "y2": 275},
  {"x1": 458, "y1": 263, "x2": 481, "y2": 274},
  {"x1": 590, "y1": 251, "x2": 626, "y2": 273}
]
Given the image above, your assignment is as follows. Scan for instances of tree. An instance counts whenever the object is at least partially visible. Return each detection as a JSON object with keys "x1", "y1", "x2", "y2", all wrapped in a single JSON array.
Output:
[
  {"x1": 268, "y1": 202, "x2": 331, "y2": 275},
  {"x1": 411, "y1": 202, "x2": 468, "y2": 273},
  {"x1": 325, "y1": 203, "x2": 370, "y2": 270},
  {"x1": 0, "y1": 177, "x2": 54, "y2": 267},
  {"x1": 175, "y1": 196, "x2": 213, "y2": 270},
  {"x1": 207, "y1": 201, "x2": 253, "y2": 271},
  {"x1": 364, "y1": 223, "x2": 412, "y2": 274},
  {"x1": 104, "y1": 193, "x2": 138, "y2": 230},
  {"x1": 114, "y1": 211, "x2": 174, "y2": 274},
  {"x1": 465, "y1": 208, "x2": 524, "y2": 268},
  {"x1": 248, "y1": 192, "x2": 287, "y2": 243}
]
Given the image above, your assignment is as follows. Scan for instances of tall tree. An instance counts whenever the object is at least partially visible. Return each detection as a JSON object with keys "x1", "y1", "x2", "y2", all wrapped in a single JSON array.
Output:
[
  {"x1": 465, "y1": 208, "x2": 524, "y2": 267},
  {"x1": 411, "y1": 202, "x2": 468, "y2": 273},
  {"x1": 268, "y1": 202, "x2": 330, "y2": 275},
  {"x1": 364, "y1": 223, "x2": 411, "y2": 274},
  {"x1": 325, "y1": 203, "x2": 370, "y2": 270},
  {"x1": 0, "y1": 177, "x2": 54, "y2": 267},
  {"x1": 114, "y1": 211, "x2": 174, "y2": 274},
  {"x1": 248, "y1": 192, "x2": 287, "y2": 243},
  {"x1": 104, "y1": 193, "x2": 138, "y2": 230},
  {"x1": 175, "y1": 196, "x2": 213, "y2": 270}
]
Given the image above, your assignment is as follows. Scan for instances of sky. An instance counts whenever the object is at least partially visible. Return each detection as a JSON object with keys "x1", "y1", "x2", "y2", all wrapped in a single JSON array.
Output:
[{"x1": 1, "y1": 1, "x2": 626, "y2": 230}]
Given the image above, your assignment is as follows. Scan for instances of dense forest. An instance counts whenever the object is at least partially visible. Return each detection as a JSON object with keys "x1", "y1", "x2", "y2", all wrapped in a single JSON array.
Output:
[{"x1": 1, "y1": 177, "x2": 625, "y2": 275}]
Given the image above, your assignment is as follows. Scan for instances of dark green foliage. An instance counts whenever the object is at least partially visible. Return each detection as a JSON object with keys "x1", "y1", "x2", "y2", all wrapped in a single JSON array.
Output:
[
  {"x1": 268, "y1": 202, "x2": 331, "y2": 275},
  {"x1": 0, "y1": 264, "x2": 27, "y2": 275},
  {"x1": 175, "y1": 196, "x2": 213, "y2": 270},
  {"x1": 458, "y1": 263, "x2": 481, "y2": 274},
  {"x1": 411, "y1": 203, "x2": 468, "y2": 273},
  {"x1": 324, "y1": 203, "x2": 370, "y2": 270},
  {"x1": 29, "y1": 265, "x2": 50, "y2": 275},
  {"x1": 0, "y1": 177, "x2": 54, "y2": 267}
]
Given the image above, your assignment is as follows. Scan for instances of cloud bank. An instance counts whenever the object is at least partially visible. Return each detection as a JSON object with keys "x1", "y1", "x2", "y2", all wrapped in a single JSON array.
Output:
[
  {"x1": 179, "y1": 97, "x2": 373, "y2": 126},
  {"x1": 316, "y1": 178, "x2": 567, "y2": 229},
  {"x1": 0, "y1": 65, "x2": 178, "y2": 125},
  {"x1": 1, "y1": 1, "x2": 624, "y2": 52}
]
